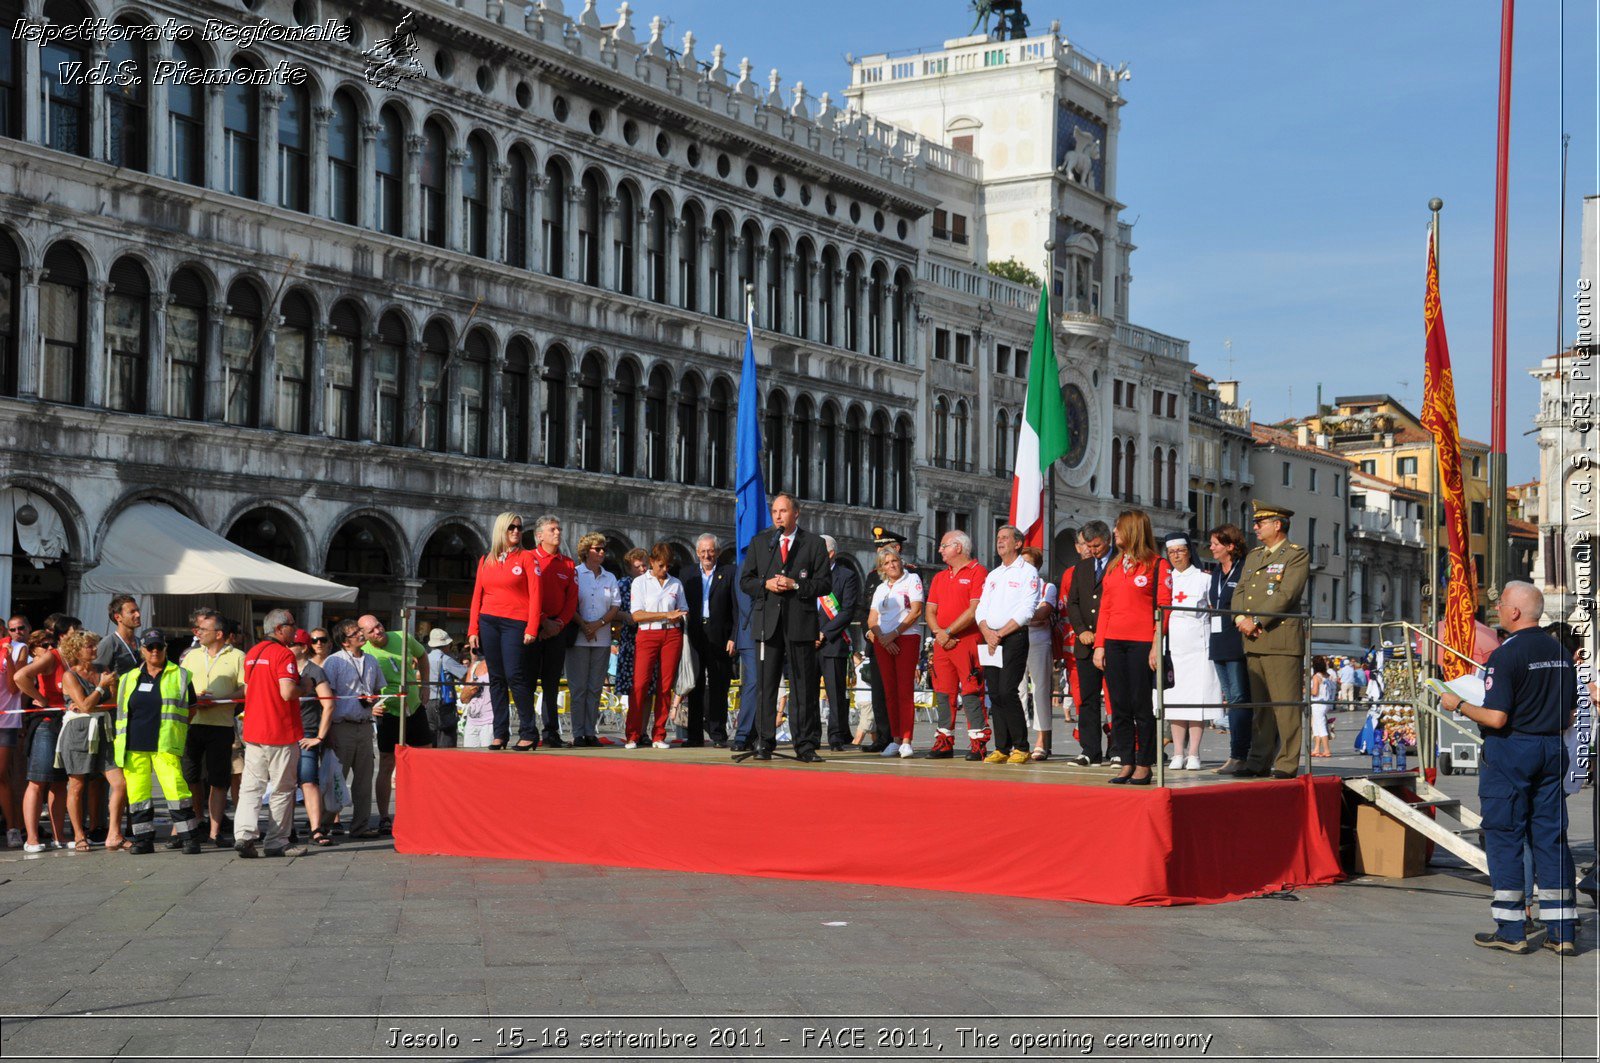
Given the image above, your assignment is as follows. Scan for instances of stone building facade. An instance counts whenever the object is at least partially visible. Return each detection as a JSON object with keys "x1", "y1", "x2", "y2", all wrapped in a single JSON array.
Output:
[{"x1": 0, "y1": 0, "x2": 1193, "y2": 629}]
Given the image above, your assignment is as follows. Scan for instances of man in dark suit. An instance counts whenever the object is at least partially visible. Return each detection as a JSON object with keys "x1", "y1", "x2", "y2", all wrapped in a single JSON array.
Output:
[
  {"x1": 683, "y1": 532, "x2": 736, "y2": 747},
  {"x1": 1063, "y1": 518, "x2": 1112, "y2": 766},
  {"x1": 737, "y1": 493, "x2": 831, "y2": 761},
  {"x1": 815, "y1": 535, "x2": 862, "y2": 752}
]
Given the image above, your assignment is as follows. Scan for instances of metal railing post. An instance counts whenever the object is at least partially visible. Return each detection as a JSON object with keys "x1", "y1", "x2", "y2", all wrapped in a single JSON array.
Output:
[
  {"x1": 1302, "y1": 614, "x2": 1314, "y2": 777},
  {"x1": 398, "y1": 604, "x2": 410, "y2": 751},
  {"x1": 1154, "y1": 604, "x2": 1166, "y2": 788}
]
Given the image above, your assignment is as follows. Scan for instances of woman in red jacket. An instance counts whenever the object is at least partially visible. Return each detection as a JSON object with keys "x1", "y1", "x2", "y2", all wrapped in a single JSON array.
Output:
[
  {"x1": 1092, "y1": 509, "x2": 1170, "y2": 785},
  {"x1": 467, "y1": 512, "x2": 543, "y2": 750}
]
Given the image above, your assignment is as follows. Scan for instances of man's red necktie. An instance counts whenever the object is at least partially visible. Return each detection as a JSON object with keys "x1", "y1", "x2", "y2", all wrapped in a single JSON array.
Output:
[{"x1": 780, "y1": 537, "x2": 789, "y2": 563}]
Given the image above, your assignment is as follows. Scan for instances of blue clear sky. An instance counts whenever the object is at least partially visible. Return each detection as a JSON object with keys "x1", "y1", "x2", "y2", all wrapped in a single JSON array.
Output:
[{"x1": 639, "y1": 1, "x2": 1598, "y2": 481}]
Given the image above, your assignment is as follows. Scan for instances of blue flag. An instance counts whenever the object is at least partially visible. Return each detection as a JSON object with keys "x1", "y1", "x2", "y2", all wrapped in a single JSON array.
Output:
[{"x1": 733, "y1": 305, "x2": 769, "y2": 567}]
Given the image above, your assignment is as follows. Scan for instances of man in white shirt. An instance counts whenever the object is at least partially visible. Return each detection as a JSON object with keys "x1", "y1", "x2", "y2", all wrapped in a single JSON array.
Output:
[
  {"x1": 1338, "y1": 658, "x2": 1356, "y2": 707},
  {"x1": 567, "y1": 532, "x2": 620, "y2": 747},
  {"x1": 975, "y1": 525, "x2": 1042, "y2": 764}
]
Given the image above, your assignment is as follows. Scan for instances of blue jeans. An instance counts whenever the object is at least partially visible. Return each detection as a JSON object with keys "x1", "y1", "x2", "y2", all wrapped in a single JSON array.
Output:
[
  {"x1": 478, "y1": 613, "x2": 538, "y2": 743},
  {"x1": 1214, "y1": 659, "x2": 1251, "y2": 760}
]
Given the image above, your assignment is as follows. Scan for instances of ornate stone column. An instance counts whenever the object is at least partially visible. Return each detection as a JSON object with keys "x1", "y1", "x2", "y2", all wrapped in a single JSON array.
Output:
[
  {"x1": 16, "y1": 267, "x2": 40, "y2": 398},
  {"x1": 83, "y1": 281, "x2": 107, "y2": 408},
  {"x1": 21, "y1": 0, "x2": 42, "y2": 143},
  {"x1": 598, "y1": 194, "x2": 618, "y2": 290},
  {"x1": 446, "y1": 146, "x2": 467, "y2": 252},
  {"x1": 803, "y1": 258, "x2": 819, "y2": 342},
  {"x1": 565, "y1": 184, "x2": 584, "y2": 281},
  {"x1": 360, "y1": 120, "x2": 380, "y2": 230},
  {"x1": 529, "y1": 174, "x2": 549, "y2": 273},
  {"x1": 306, "y1": 322, "x2": 327, "y2": 435},
  {"x1": 357, "y1": 328, "x2": 379, "y2": 442},
  {"x1": 487, "y1": 352, "x2": 505, "y2": 459},
  {"x1": 147, "y1": 41, "x2": 169, "y2": 177},
  {"x1": 487, "y1": 161, "x2": 508, "y2": 262},
  {"x1": 145, "y1": 286, "x2": 167, "y2": 414},
  {"x1": 204, "y1": 299, "x2": 227, "y2": 422},
  {"x1": 205, "y1": 86, "x2": 226, "y2": 191},
  {"x1": 404, "y1": 134, "x2": 424, "y2": 242},
  {"x1": 399, "y1": 336, "x2": 421, "y2": 444},
  {"x1": 695, "y1": 225, "x2": 712, "y2": 316},
  {"x1": 87, "y1": 42, "x2": 107, "y2": 162},
  {"x1": 728, "y1": 235, "x2": 745, "y2": 321},
  {"x1": 261, "y1": 88, "x2": 284, "y2": 206},
  {"x1": 662, "y1": 217, "x2": 680, "y2": 307},
  {"x1": 311, "y1": 105, "x2": 333, "y2": 217}
]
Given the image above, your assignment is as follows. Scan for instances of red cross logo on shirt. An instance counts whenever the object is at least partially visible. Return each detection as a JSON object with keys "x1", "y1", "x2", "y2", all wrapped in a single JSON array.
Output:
[{"x1": 1174, "y1": 590, "x2": 1190, "y2": 603}]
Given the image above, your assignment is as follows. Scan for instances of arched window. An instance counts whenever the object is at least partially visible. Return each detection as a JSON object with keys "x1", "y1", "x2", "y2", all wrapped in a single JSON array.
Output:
[
  {"x1": 765, "y1": 230, "x2": 787, "y2": 333},
  {"x1": 541, "y1": 346, "x2": 568, "y2": 466},
  {"x1": 933, "y1": 396, "x2": 949, "y2": 468},
  {"x1": 165, "y1": 267, "x2": 207, "y2": 419},
  {"x1": 462, "y1": 132, "x2": 489, "y2": 258},
  {"x1": 419, "y1": 119, "x2": 446, "y2": 247},
  {"x1": 709, "y1": 212, "x2": 731, "y2": 319},
  {"x1": 647, "y1": 192, "x2": 670, "y2": 304},
  {"x1": 1124, "y1": 439, "x2": 1136, "y2": 502},
  {"x1": 844, "y1": 406, "x2": 864, "y2": 504},
  {"x1": 40, "y1": 0, "x2": 88, "y2": 156},
  {"x1": 0, "y1": 9, "x2": 20, "y2": 139},
  {"x1": 646, "y1": 365, "x2": 670, "y2": 480},
  {"x1": 577, "y1": 351, "x2": 603, "y2": 472},
  {"x1": 167, "y1": 41, "x2": 204, "y2": 185},
  {"x1": 1152, "y1": 447, "x2": 1164, "y2": 508},
  {"x1": 221, "y1": 279, "x2": 263, "y2": 425},
  {"x1": 615, "y1": 183, "x2": 637, "y2": 296},
  {"x1": 869, "y1": 411, "x2": 890, "y2": 509},
  {"x1": 417, "y1": 320, "x2": 448, "y2": 450},
  {"x1": 994, "y1": 409, "x2": 1010, "y2": 477},
  {"x1": 277, "y1": 80, "x2": 309, "y2": 212},
  {"x1": 107, "y1": 23, "x2": 147, "y2": 171},
  {"x1": 276, "y1": 290, "x2": 313, "y2": 432},
  {"x1": 738, "y1": 221, "x2": 760, "y2": 320},
  {"x1": 502, "y1": 339, "x2": 531, "y2": 461},
  {"x1": 677, "y1": 201, "x2": 701, "y2": 312},
  {"x1": 791, "y1": 396, "x2": 813, "y2": 498},
  {"x1": 820, "y1": 247, "x2": 839, "y2": 346},
  {"x1": 818, "y1": 403, "x2": 839, "y2": 502},
  {"x1": 106, "y1": 257, "x2": 149, "y2": 413},
  {"x1": 328, "y1": 90, "x2": 359, "y2": 224},
  {"x1": 764, "y1": 389, "x2": 787, "y2": 493},
  {"x1": 459, "y1": 329, "x2": 490, "y2": 457},
  {"x1": 503, "y1": 147, "x2": 530, "y2": 269},
  {"x1": 892, "y1": 268, "x2": 912, "y2": 362},
  {"x1": 374, "y1": 106, "x2": 404, "y2": 235},
  {"x1": 223, "y1": 57, "x2": 260, "y2": 199},
  {"x1": 1111, "y1": 439, "x2": 1123, "y2": 500},
  {"x1": 542, "y1": 161, "x2": 566, "y2": 277},
  {"x1": 708, "y1": 378, "x2": 731, "y2": 489},
  {"x1": 613, "y1": 360, "x2": 638, "y2": 477},
  {"x1": 893, "y1": 415, "x2": 913, "y2": 512},
  {"x1": 953, "y1": 399, "x2": 970, "y2": 471},
  {"x1": 325, "y1": 301, "x2": 360, "y2": 440},
  {"x1": 373, "y1": 311, "x2": 404, "y2": 444},
  {"x1": 676, "y1": 373, "x2": 700, "y2": 485},
  {"x1": 579, "y1": 170, "x2": 602, "y2": 287},
  {"x1": 793, "y1": 238, "x2": 814, "y2": 340},
  {"x1": 0, "y1": 230, "x2": 19, "y2": 396},
  {"x1": 1168, "y1": 447, "x2": 1179, "y2": 510}
]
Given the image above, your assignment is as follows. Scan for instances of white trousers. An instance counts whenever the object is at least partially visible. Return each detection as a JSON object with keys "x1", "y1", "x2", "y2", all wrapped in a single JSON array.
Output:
[{"x1": 235, "y1": 742, "x2": 297, "y2": 850}]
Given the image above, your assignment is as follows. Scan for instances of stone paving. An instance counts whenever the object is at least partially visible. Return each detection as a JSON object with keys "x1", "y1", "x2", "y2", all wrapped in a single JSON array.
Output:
[{"x1": 0, "y1": 727, "x2": 1595, "y2": 1061}]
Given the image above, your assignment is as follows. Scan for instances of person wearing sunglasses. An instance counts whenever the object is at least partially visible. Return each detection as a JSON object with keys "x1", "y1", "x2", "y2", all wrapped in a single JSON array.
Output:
[
  {"x1": 467, "y1": 512, "x2": 542, "y2": 751},
  {"x1": 114, "y1": 628, "x2": 202, "y2": 855},
  {"x1": 179, "y1": 607, "x2": 244, "y2": 847},
  {"x1": 0, "y1": 616, "x2": 29, "y2": 847}
]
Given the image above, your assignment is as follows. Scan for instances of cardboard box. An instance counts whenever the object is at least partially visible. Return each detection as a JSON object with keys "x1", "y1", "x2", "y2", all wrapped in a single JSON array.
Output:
[{"x1": 1352, "y1": 802, "x2": 1426, "y2": 879}]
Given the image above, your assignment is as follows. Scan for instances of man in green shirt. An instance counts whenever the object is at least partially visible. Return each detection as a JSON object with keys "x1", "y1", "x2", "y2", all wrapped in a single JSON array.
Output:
[{"x1": 359, "y1": 614, "x2": 430, "y2": 834}]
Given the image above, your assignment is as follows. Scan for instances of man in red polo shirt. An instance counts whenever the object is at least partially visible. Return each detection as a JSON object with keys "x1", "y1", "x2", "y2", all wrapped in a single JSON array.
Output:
[
  {"x1": 235, "y1": 608, "x2": 306, "y2": 858},
  {"x1": 530, "y1": 515, "x2": 579, "y2": 747},
  {"x1": 924, "y1": 530, "x2": 989, "y2": 760}
]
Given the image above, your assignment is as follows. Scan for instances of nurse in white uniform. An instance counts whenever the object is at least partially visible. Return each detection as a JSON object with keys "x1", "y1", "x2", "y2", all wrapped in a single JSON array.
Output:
[{"x1": 1162, "y1": 535, "x2": 1222, "y2": 770}]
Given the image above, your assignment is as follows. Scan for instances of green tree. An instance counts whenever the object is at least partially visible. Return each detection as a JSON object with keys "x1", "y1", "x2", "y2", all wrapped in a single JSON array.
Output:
[{"x1": 985, "y1": 258, "x2": 1042, "y2": 289}]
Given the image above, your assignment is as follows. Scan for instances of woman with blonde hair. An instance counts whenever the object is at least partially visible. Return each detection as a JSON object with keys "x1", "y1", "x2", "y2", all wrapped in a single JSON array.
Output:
[
  {"x1": 628, "y1": 542, "x2": 688, "y2": 749},
  {"x1": 867, "y1": 547, "x2": 924, "y2": 758},
  {"x1": 1092, "y1": 509, "x2": 1171, "y2": 785},
  {"x1": 57, "y1": 630, "x2": 129, "y2": 850},
  {"x1": 467, "y1": 511, "x2": 543, "y2": 750}
]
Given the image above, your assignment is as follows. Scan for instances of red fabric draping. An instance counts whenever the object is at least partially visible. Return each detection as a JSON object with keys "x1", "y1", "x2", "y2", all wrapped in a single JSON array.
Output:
[{"x1": 395, "y1": 749, "x2": 1343, "y2": 907}]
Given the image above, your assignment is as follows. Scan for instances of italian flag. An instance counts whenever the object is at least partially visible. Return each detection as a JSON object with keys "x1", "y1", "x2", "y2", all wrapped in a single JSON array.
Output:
[{"x1": 1009, "y1": 281, "x2": 1071, "y2": 547}]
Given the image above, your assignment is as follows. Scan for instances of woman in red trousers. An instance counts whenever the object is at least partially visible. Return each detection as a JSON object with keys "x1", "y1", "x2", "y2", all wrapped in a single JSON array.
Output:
[
  {"x1": 628, "y1": 542, "x2": 688, "y2": 749},
  {"x1": 1092, "y1": 509, "x2": 1171, "y2": 785},
  {"x1": 867, "y1": 547, "x2": 925, "y2": 758}
]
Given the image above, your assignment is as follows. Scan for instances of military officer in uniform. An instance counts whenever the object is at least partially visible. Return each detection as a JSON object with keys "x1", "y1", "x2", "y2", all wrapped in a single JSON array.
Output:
[{"x1": 1232, "y1": 504, "x2": 1310, "y2": 779}]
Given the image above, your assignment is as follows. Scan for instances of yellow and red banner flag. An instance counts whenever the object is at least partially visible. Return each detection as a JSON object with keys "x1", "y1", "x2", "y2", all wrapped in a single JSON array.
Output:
[{"x1": 1421, "y1": 228, "x2": 1477, "y2": 680}]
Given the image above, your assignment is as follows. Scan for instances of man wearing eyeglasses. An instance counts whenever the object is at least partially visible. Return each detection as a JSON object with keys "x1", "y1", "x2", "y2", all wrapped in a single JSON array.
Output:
[
  {"x1": 235, "y1": 609, "x2": 307, "y2": 857},
  {"x1": 180, "y1": 607, "x2": 245, "y2": 847},
  {"x1": 1232, "y1": 504, "x2": 1311, "y2": 780}
]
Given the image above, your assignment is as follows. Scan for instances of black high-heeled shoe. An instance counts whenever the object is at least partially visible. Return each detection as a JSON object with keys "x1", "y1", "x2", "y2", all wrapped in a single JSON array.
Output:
[
  {"x1": 1108, "y1": 768, "x2": 1135, "y2": 785},
  {"x1": 1128, "y1": 770, "x2": 1153, "y2": 786}
]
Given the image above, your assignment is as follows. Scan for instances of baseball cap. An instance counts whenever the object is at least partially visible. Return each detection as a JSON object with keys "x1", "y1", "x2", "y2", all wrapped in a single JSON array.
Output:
[
  {"x1": 138, "y1": 627, "x2": 167, "y2": 649},
  {"x1": 292, "y1": 629, "x2": 313, "y2": 647}
]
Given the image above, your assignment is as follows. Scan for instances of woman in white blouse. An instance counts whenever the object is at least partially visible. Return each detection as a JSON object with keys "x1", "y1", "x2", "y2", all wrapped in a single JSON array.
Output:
[
  {"x1": 867, "y1": 547, "x2": 925, "y2": 758},
  {"x1": 628, "y1": 542, "x2": 688, "y2": 749}
]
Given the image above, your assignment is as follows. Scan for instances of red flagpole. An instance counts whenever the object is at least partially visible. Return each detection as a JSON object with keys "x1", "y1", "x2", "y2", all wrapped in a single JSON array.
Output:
[{"x1": 1487, "y1": 0, "x2": 1514, "y2": 596}]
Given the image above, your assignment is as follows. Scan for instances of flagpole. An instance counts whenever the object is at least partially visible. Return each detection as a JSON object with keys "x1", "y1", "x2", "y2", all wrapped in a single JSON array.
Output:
[
  {"x1": 1043, "y1": 240, "x2": 1056, "y2": 576},
  {"x1": 1428, "y1": 199, "x2": 1442, "y2": 681},
  {"x1": 1487, "y1": 0, "x2": 1515, "y2": 600}
]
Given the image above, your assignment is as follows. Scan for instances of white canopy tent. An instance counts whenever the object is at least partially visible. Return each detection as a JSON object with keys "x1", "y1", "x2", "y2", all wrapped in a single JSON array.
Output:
[{"x1": 81, "y1": 504, "x2": 357, "y2": 623}]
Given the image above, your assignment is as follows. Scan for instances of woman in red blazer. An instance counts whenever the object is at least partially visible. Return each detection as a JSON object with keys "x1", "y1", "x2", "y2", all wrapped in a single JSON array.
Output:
[
  {"x1": 1092, "y1": 509, "x2": 1170, "y2": 785},
  {"x1": 468, "y1": 512, "x2": 543, "y2": 750}
]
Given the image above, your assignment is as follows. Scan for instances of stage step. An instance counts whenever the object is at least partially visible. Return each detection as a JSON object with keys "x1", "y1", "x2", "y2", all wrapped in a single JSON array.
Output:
[{"x1": 1345, "y1": 773, "x2": 1488, "y2": 875}]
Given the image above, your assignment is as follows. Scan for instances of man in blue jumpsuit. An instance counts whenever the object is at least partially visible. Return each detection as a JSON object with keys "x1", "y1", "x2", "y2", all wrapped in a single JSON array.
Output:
[{"x1": 1441, "y1": 581, "x2": 1578, "y2": 955}]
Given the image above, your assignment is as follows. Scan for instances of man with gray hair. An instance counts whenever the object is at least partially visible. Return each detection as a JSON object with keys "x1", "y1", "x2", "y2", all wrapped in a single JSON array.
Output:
[
  {"x1": 235, "y1": 609, "x2": 308, "y2": 857},
  {"x1": 816, "y1": 534, "x2": 862, "y2": 751},
  {"x1": 925, "y1": 528, "x2": 989, "y2": 759},
  {"x1": 683, "y1": 532, "x2": 736, "y2": 746}
]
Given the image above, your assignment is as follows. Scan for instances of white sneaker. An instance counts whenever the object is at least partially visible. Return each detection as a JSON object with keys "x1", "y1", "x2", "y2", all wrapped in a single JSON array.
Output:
[
  {"x1": 898, "y1": 742, "x2": 915, "y2": 758},
  {"x1": 1184, "y1": 755, "x2": 1202, "y2": 771},
  {"x1": 623, "y1": 741, "x2": 639, "y2": 749},
  {"x1": 651, "y1": 741, "x2": 670, "y2": 749},
  {"x1": 48, "y1": 840, "x2": 67, "y2": 850},
  {"x1": 881, "y1": 741, "x2": 900, "y2": 757},
  {"x1": 1168, "y1": 754, "x2": 1185, "y2": 770},
  {"x1": 5, "y1": 828, "x2": 20, "y2": 848},
  {"x1": 23, "y1": 842, "x2": 47, "y2": 853}
]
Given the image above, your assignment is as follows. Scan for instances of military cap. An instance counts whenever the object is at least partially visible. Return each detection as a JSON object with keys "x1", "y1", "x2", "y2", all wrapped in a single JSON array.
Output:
[
  {"x1": 872, "y1": 526, "x2": 906, "y2": 546},
  {"x1": 1250, "y1": 503, "x2": 1295, "y2": 522}
]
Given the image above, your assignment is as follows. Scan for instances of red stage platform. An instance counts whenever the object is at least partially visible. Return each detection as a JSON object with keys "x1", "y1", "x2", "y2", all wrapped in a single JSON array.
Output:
[{"x1": 394, "y1": 746, "x2": 1344, "y2": 907}]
